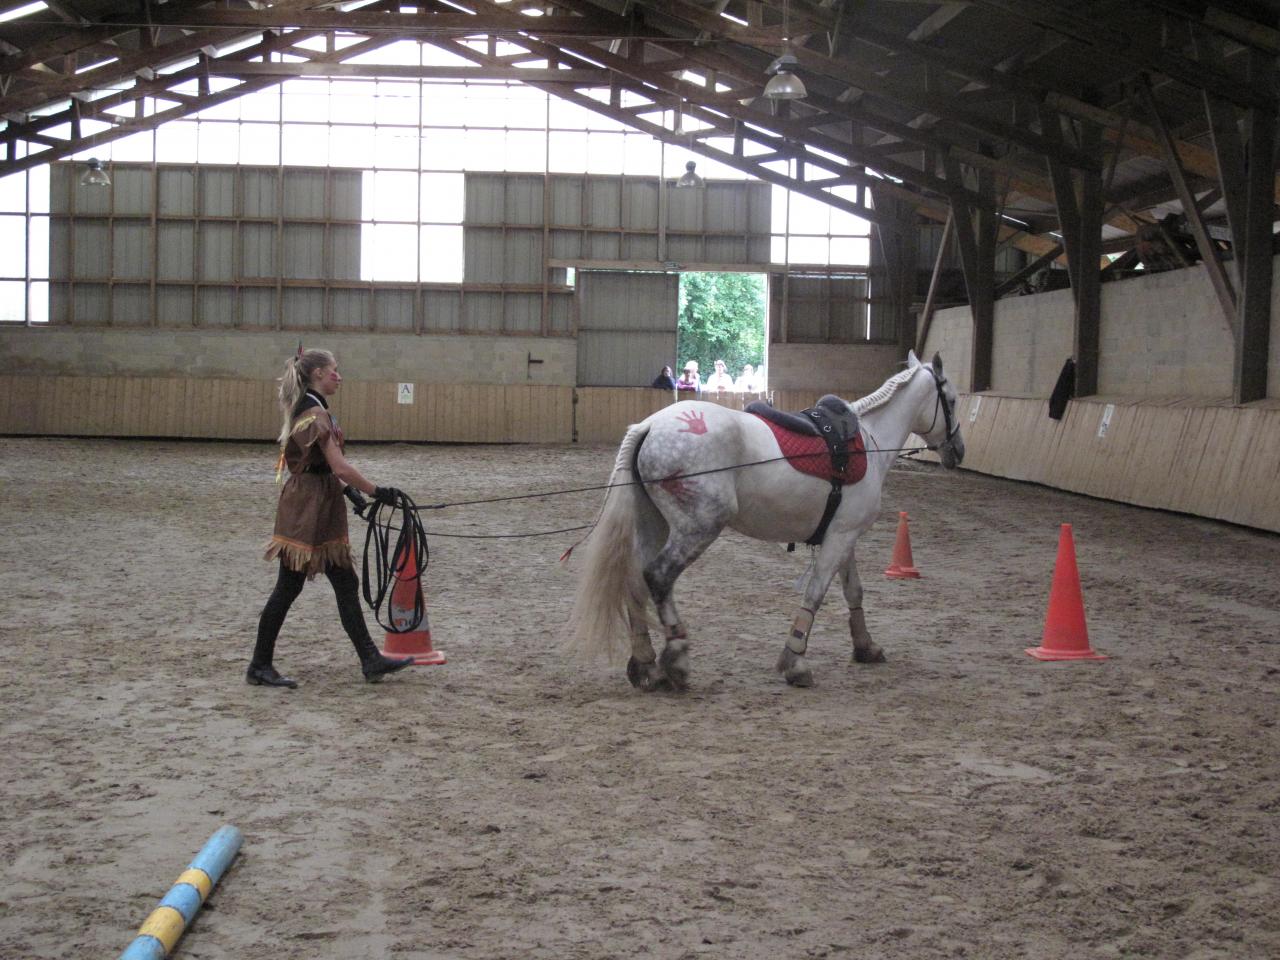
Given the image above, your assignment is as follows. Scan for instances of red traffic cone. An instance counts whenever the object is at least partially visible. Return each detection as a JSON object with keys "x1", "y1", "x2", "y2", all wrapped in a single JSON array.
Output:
[
  {"x1": 1025, "y1": 524, "x2": 1106, "y2": 661},
  {"x1": 381, "y1": 538, "x2": 445, "y2": 666},
  {"x1": 884, "y1": 511, "x2": 921, "y2": 579}
]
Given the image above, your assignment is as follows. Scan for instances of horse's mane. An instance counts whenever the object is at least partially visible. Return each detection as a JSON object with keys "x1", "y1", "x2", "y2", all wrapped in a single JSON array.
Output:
[{"x1": 852, "y1": 364, "x2": 918, "y2": 416}]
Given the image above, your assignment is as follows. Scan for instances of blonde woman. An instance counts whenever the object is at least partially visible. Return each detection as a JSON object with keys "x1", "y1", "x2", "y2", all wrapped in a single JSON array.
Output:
[{"x1": 249, "y1": 348, "x2": 414, "y2": 688}]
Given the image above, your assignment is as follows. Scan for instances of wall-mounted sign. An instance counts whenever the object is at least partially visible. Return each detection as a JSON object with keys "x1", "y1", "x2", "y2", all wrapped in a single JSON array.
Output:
[
  {"x1": 397, "y1": 383, "x2": 414, "y2": 405},
  {"x1": 1097, "y1": 403, "x2": 1115, "y2": 438}
]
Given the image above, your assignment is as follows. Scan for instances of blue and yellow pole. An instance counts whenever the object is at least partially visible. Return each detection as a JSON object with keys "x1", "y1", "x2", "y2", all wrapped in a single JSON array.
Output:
[{"x1": 118, "y1": 825, "x2": 243, "y2": 960}]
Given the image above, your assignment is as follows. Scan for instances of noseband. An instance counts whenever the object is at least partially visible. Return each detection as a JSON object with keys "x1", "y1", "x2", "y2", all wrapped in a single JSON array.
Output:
[{"x1": 922, "y1": 367, "x2": 961, "y2": 452}]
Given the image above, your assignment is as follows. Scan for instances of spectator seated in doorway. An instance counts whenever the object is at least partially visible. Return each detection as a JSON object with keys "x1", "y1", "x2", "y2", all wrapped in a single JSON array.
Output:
[
  {"x1": 676, "y1": 361, "x2": 701, "y2": 393},
  {"x1": 651, "y1": 365, "x2": 677, "y2": 390},
  {"x1": 704, "y1": 358, "x2": 735, "y2": 394}
]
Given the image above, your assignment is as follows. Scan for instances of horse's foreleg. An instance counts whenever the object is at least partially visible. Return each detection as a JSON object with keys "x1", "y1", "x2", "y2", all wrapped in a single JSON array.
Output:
[
  {"x1": 777, "y1": 547, "x2": 845, "y2": 687},
  {"x1": 841, "y1": 559, "x2": 885, "y2": 663}
]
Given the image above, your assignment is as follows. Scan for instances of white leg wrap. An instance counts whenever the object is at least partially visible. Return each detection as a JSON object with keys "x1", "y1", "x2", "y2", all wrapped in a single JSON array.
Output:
[{"x1": 787, "y1": 608, "x2": 815, "y2": 655}]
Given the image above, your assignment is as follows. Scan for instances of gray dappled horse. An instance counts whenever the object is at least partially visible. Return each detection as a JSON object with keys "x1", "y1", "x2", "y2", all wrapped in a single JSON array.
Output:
[{"x1": 568, "y1": 351, "x2": 964, "y2": 689}]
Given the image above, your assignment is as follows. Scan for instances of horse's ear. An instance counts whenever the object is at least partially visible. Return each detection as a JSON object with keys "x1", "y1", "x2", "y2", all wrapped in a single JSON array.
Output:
[
  {"x1": 932, "y1": 352, "x2": 944, "y2": 374},
  {"x1": 907, "y1": 349, "x2": 919, "y2": 367}
]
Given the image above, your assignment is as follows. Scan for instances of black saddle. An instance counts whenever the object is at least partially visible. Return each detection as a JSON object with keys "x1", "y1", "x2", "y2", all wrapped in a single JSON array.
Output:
[
  {"x1": 746, "y1": 395, "x2": 859, "y2": 445},
  {"x1": 747, "y1": 395, "x2": 862, "y2": 548}
]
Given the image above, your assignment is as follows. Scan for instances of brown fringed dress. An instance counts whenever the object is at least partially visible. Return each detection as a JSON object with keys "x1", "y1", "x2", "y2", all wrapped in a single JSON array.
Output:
[{"x1": 264, "y1": 398, "x2": 352, "y2": 577}]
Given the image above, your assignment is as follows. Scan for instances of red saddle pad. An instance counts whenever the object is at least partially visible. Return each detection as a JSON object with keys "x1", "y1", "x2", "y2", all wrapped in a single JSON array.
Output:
[{"x1": 751, "y1": 415, "x2": 868, "y2": 486}]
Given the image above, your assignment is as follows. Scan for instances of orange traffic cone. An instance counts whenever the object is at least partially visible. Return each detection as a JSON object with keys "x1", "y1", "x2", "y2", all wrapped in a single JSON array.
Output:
[
  {"x1": 381, "y1": 538, "x2": 446, "y2": 666},
  {"x1": 1025, "y1": 524, "x2": 1106, "y2": 661},
  {"x1": 884, "y1": 511, "x2": 921, "y2": 579}
]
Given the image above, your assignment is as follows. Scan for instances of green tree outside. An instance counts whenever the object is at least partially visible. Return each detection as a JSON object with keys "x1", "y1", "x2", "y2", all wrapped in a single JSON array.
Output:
[{"x1": 677, "y1": 272, "x2": 766, "y2": 379}]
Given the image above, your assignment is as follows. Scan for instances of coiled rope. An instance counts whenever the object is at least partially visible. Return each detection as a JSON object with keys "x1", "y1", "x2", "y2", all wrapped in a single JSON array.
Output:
[{"x1": 360, "y1": 490, "x2": 429, "y2": 633}]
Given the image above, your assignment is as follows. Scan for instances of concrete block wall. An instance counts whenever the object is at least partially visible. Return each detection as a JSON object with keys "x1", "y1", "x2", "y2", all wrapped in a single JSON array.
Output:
[
  {"x1": 767, "y1": 342, "x2": 906, "y2": 397},
  {"x1": 927, "y1": 254, "x2": 1280, "y2": 399},
  {"x1": 0, "y1": 328, "x2": 578, "y2": 386}
]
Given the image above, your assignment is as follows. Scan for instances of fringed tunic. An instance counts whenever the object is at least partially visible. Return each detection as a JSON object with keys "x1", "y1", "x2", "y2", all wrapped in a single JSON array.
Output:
[{"x1": 264, "y1": 393, "x2": 352, "y2": 577}]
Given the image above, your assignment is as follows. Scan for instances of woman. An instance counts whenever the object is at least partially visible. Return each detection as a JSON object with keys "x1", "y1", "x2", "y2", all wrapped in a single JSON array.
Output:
[
  {"x1": 248, "y1": 348, "x2": 415, "y2": 688},
  {"x1": 734, "y1": 363, "x2": 758, "y2": 393},
  {"x1": 676, "y1": 361, "x2": 700, "y2": 393},
  {"x1": 651, "y1": 365, "x2": 677, "y2": 390}
]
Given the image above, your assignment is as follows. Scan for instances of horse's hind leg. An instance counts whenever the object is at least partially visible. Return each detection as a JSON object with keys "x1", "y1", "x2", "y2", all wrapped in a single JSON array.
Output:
[
  {"x1": 841, "y1": 556, "x2": 885, "y2": 663},
  {"x1": 626, "y1": 494, "x2": 670, "y2": 692},
  {"x1": 642, "y1": 527, "x2": 722, "y2": 692},
  {"x1": 776, "y1": 542, "x2": 848, "y2": 687}
]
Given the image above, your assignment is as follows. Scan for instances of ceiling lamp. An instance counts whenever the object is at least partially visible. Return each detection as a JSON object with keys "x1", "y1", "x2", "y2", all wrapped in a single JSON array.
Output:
[
  {"x1": 79, "y1": 157, "x2": 111, "y2": 188},
  {"x1": 764, "y1": 53, "x2": 807, "y2": 101},
  {"x1": 676, "y1": 160, "x2": 704, "y2": 189}
]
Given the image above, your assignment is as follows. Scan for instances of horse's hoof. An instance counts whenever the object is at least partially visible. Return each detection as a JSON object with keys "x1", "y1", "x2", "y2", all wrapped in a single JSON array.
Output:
[
  {"x1": 853, "y1": 645, "x2": 887, "y2": 664},
  {"x1": 784, "y1": 668, "x2": 814, "y2": 687},
  {"x1": 658, "y1": 641, "x2": 690, "y2": 692},
  {"x1": 627, "y1": 657, "x2": 667, "y2": 692}
]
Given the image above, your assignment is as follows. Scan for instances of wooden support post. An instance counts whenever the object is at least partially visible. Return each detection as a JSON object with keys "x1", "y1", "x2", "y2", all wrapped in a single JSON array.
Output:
[
  {"x1": 1136, "y1": 76, "x2": 1237, "y2": 333},
  {"x1": 942, "y1": 155, "x2": 995, "y2": 391},
  {"x1": 1235, "y1": 47, "x2": 1277, "y2": 404},
  {"x1": 1075, "y1": 120, "x2": 1103, "y2": 397},
  {"x1": 915, "y1": 209, "x2": 953, "y2": 356}
]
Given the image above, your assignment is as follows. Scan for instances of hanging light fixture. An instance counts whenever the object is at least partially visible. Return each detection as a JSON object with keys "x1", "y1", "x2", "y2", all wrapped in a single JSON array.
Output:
[
  {"x1": 80, "y1": 156, "x2": 111, "y2": 188},
  {"x1": 765, "y1": 0, "x2": 807, "y2": 101},
  {"x1": 676, "y1": 160, "x2": 704, "y2": 189},
  {"x1": 764, "y1": 52, "x2": 807, "y2": 101}
]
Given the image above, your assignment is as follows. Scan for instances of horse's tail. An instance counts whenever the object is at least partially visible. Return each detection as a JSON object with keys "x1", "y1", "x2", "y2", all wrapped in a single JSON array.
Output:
[{"x1": 565, "y1": 421, "x2": 654, "y2": 666}]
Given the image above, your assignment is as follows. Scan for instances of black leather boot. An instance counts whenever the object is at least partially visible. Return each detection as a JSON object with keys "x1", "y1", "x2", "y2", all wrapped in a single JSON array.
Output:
[
  {"x1": 361, "y1": 652, "x2": 416, "y2": 683},
  {"x1": 246, "y1": 663, "x2": 299, "y2": 688}
]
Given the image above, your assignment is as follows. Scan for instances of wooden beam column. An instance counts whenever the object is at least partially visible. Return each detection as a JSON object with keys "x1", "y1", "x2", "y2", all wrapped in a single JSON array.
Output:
[
  {"x1": 1235, "y1": 46, "x2": 1277, "y2": 403},
  {"x1": 1040, "y1": 106, "x2": 1104, "y2": 395},
  {"x1": 943, "y1": 155, "x2": 996, "y2": 391}
]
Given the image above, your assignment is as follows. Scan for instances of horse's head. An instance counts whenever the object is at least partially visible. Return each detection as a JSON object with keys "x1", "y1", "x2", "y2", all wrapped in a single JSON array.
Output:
[{"x1": 909, "y1": 351, "x2": 965, "y2": 468}]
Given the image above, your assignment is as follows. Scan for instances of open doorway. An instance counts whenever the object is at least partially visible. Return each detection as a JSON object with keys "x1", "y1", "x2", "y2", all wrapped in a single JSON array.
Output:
[{"x1": 676, "y1": 271, "x2": 768, "y2": 394}]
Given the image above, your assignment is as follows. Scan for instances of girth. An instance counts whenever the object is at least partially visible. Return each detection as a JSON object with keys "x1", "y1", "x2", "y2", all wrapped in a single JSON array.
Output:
[{"x1": 746, "y1": 395, "x2": 862, "y2": 548}]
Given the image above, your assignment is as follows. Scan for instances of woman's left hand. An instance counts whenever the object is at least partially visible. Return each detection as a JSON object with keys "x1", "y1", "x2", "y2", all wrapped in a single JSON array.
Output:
[{"x1": 343, "y1": 486, "x2": 371, "y2": 517}]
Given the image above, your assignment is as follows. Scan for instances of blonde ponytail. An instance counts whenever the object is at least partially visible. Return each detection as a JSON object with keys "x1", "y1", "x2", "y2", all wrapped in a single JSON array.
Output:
[{"x1": 276, "y1": 348, "x2": 336, "y2": 445}]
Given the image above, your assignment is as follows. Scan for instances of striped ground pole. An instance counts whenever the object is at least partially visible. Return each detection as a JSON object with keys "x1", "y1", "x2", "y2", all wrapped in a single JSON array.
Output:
[{"x1": 118, "y1": 825, "x2": 243, "y2": 960}]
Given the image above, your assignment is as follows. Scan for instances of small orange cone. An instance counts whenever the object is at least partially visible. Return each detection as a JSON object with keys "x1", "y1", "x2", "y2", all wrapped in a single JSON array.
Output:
[
  {"x1": 884, "y1": 511, "x2": 921, "y2": 579},
  {"x1": 381, "y1": 538, "x2": 446, "y2": 666},
  {"x1": 1025, "y1": 524, "x2": 1106, "y2": 661}
]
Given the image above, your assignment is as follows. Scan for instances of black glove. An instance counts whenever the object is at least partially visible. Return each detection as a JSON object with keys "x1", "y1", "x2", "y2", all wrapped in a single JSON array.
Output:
[
  {"x1": 343, "y1": 486, "x2": 370, "y2": 517},
  {"x1": 372, "y1": 486, "x2": 402, "y2": 507}
]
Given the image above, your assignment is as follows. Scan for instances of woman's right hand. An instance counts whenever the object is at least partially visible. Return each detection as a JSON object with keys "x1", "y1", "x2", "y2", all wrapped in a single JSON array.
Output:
[{"x1": 372, "y1": 486, "x2": 402, "y2": 507}]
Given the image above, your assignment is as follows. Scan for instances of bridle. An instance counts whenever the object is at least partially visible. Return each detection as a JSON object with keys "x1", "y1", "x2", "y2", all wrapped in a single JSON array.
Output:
[{"x1": 922, "y1": 366, "x2": 962, "y2": 453}]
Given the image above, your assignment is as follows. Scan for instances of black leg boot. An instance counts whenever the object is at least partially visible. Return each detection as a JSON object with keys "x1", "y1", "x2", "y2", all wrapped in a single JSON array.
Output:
[
  {"x1": 327, "y1": 564, "x2": 415, "y2": 682},
  {"x1": 249, "y1": 564, "x2": 304, "y2": 689}
]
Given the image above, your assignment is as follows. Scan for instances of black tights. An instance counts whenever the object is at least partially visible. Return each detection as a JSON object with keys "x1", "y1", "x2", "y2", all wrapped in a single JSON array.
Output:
[{"x1": 252, "y1": 562, "x2": 379, "y2": 667}]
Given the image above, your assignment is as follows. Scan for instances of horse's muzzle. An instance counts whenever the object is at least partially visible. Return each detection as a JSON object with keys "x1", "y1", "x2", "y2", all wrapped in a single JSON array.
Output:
[{"x1": 939, "y1": 435, "x2": 965, "y2": 468}]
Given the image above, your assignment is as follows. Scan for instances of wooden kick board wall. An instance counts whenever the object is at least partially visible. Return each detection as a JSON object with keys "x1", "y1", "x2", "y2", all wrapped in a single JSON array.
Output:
[
  {"x1": 944, "y1": 394, "x2": 1280, "y2": 533},
  {"x1": 0, "y1": 376, "x2": 573, "y2": 444}
]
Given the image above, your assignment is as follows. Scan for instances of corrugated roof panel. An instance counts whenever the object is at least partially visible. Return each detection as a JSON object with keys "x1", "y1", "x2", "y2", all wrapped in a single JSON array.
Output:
[
  {"x1": 72, "y1": 222, "x2": 109, "y2": 278},
  {"x1": 282, "y1": 223, "x2": 325, "y2": 279},
  {"x1": 704, "y1": 183, "x2": 747, "y2": 235},
  {"x1": 549, "y1": 176, "x2": 583, "y2": 225},
  {"x1": 241, "y1": 224, "x2": 277, "y2": 278},
  {"x1": 156, "y1": 285, "x2": 194, "y2": 326},
  {"x1": 621, "y1": 233, "x2": 658, "y2": 260},
  {"x1": 237, "y1": 288, "x2": 275, "y2": 329},
  {"x1": 328, "y1": 288, "x2": 370, "y2": 329},
  {"x1": 373, "y1": 289, "x2": 415, "y2": 332},
  {"x1": 331, "y1": 224, "x2": 361, "y2": 281},
  {"x1": 157, "y1": 168, "x2": 195, "y2": 216},
  {"x1": 282, "y1": 169, "x2": 327, "y2": 219},
  {"x1": 111, "y1": 284, "x2": 149, "y2": 324},
  {"x1": 331, "y1": 170, "x2": 362, "y2": 221},
  {"x1": 242, "y1": 169, "x2": 279, "y2": 218},
  {"x1": 465, "y1": 173, "x2": 506, "y2": 225},
  {"x1": 422, "y1": 290, "x2": 460, "y2": 332},
  {"x1": 72, "y1": 284, "x2": 109, "y2": 325},
  {"x1": 503, "y1": 230, "x2": 542, "y2": 284},
  {"x1": 157, "y1": 222, "x2": 195, "y2": 281},
  {"x1": 549, "y1": 229, "x2": 581, "y2": 259},
  {"x1": 584, "y1": 178, "x2": 621, "y2": 228},
  {"x1": 462, "y1": 291, "x2": 502, "y2": 333},
  {"x1": 504, "y1": 174, "x2": 543, "y2": 226},
  {"x1": 622, "y1": 180, "x2": 658, "y2": 232},
  {"x1": 110, "y1": 166, "x2": 152, "y2": 217},
  {"x1": 282, "y1": 287, "x2": 324, "y2": 328},
  {"x1": 503, "y1": 292, "x2": 541, "y2": 333},
  {"x1": 547, "y1": 292, "x2": 572, "y2": 334},
  {"x1": 463, "y1": 228, "x2": 505, "y2": 283},
  {"x1": 198, "y1": 168, "x2": 235, "y2": 217},
  {"x1": 197, "y1": 223, "x2": 233, "y2": 282}
]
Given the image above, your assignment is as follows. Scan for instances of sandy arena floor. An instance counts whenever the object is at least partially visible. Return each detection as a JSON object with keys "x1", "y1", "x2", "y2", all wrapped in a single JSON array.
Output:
[{"x1": 0, "y1": 436, "x2": 1277, "y2": 959}]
